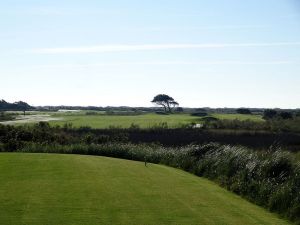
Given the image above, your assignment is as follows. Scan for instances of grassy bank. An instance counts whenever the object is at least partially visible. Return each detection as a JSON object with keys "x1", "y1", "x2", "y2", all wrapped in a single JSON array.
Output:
[
  {"x1": 0, "y1": 153, "x2": 291, "y2": 225},
  {"x1": 3, "y1": 142, "x2": 299, "y2": 224}
]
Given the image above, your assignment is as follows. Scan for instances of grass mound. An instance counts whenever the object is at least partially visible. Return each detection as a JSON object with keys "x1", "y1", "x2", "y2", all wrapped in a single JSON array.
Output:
[{"x1": 0, "y1": 153, "x2": 290, "y2": 225}]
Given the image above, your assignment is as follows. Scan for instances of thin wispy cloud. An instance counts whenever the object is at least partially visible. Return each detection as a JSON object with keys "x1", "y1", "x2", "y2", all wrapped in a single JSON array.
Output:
[
  {"x1": 31, "y1": 42, "x2": 300, "y2": 54},
  {"x1": 1, "y1": 7, "x2": 123, "y2": 16},
  {"x1": 31, "y1": 60, "x2": 296, "y2": 69},
  {"x1": 124, "y1": 25, "x2": 269, "y2": 32}
]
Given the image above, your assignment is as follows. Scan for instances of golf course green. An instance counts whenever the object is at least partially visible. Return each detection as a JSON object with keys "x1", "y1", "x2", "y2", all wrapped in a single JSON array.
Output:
[{"x1": 0, "y1": 153, "x2": 290, "y2": 225}]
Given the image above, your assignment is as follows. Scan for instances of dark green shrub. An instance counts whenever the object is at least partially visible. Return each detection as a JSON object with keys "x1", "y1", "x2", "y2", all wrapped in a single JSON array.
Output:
[
  {"x1": 191, "y1": 112, "x2": 208, "y2": 117},
  {"x1": 262, "y1": 151, "x2": 293, "y2": 180},
  {"x1": 236, "y1": 108, "x2": 252, "y2": 114},
  {"x1": 263, "y1": 109, "x2": 278, "y2": 120},
  {"x1": 96, "y1": 135, "x2": 110, "y2": 144},
  {"x1": 155, "y1": 111, "x2": 169, "y2": 115},
  {"x1": 279, "y1": 111, "x2": 293, "y2": 120}
]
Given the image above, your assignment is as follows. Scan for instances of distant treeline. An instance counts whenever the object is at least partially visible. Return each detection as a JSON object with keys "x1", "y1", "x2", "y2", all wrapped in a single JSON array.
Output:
[
  {"x1": 37, "y1": 105, "x2": 299, "y2": 114},
  {"x1": 0, "y1": 100, "x2": 33, "y2": 111},
  {"x1": 1, "y1": 98, "x2": 299, "y2": 116}
]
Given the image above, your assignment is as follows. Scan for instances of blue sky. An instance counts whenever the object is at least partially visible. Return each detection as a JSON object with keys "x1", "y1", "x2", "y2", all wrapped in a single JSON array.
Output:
[{"x1": 1, "y1": 0, "x2": 300, "y2": 108}]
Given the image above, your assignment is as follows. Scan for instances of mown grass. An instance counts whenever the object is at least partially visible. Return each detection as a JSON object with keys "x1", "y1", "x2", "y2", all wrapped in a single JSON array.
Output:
[
  {"x1": 0, "y1": 153, "x2": 291, "y2": 225},
  {"x1": 48, "y1": 113, "x2": 263, "y2": 128},
  {"x1": 50, "y1": 113, "x2": 197, "y2": 128},
  {"x1": 211, "y1": 113, "x2": 264, "y2": 122}
]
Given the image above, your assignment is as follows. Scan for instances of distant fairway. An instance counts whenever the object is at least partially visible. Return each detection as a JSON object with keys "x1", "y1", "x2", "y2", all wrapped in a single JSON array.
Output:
[
  {"x1": 0, "y1": 111, "x2": 264, "y2": 128},
  {"x1": 211, "y1": 113, "x2": 263, "y2": 122},
  {"x1": 48, "y1": 113, "x2": 263, "y2": 128},
  {"x1": 49, "y1": 113, "x2": 198, "y2": 128},
  {"x1": 0, "y1": 153, "x2": 289, "y2": 225}
]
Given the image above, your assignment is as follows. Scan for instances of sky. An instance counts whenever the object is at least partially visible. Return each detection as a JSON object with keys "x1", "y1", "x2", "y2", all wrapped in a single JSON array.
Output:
[{"x1": 1, "y1": 0, "x2": 300, "y2": 108}]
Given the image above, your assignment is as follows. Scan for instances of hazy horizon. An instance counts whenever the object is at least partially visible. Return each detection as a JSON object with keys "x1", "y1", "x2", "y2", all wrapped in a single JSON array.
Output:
[
  {"x1": 1, "y1": 0, "x2": 300, "y2": 108},
  {"x1": 3, "y1": 99, "x2": 300, "y2": 110}
]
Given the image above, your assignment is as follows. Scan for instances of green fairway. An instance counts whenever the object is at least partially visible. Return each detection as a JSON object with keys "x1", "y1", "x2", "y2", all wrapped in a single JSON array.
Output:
[
  {"x1": 212, "y1": 113, "x2": 264, "y2": 122},
  {"x1": 49, "y1": 113, "x2": 198, "y2": 128},
  {"x1": 0, "y1": 111, "x2": 264, "y2": 128},
  {"x1": 0, "y1": 153, "x2": 290, "y2": 225},
  {"x1": 48, "y1": 113, "x2": 263, "y2": 128}
]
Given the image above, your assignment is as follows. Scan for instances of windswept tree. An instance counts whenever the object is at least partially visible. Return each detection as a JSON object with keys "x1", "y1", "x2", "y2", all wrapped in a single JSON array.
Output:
[
  {"x1": 0, "y1": 99, "x2": 33, "y2": 115},
  {"x1": 14, "y1": 101, "x2": 32, "y2": 116},
  {"x1": 151, "y1": 94, "x2": 179, "y2": 113}
]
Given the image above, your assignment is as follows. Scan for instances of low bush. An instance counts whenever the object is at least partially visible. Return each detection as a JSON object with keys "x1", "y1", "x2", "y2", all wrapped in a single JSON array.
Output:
[
  {"x1": 155, "y1": 111, "x2": 169, "y2": 115},
  {"x1": 190, "y1": 112, "x2": 208, "y2": 117}
]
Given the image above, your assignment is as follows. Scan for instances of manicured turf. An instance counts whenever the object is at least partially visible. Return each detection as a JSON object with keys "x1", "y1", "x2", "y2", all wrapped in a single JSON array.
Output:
[
  {"x1": 212, "y1": 113, "x2": 264, "y2": 122},
  {"x1": 49, "y1": 113, "x2": 263, "y2": 128},
  {"x1": 50, "y1": 113, "x2": 198, "y2": 128},
  {"x1": 0, "y1": 153, "x2": 290, "y2": 225}
]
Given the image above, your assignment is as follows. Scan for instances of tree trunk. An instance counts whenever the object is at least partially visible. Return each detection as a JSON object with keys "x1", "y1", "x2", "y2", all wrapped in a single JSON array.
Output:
[
  {"x1": 166, "y1": 102, "x2": 171, "y2": 113},
  {"x1": 163, "y1": 105, "x2": 167, "y2": 112}
]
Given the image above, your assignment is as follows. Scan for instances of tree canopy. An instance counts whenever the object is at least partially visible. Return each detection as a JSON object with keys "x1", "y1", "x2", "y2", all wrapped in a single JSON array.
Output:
[
  {"x1": 151, "y1": 94, "x2": 179, "y2": 113},
  {"x1": 0, "y1": 99, "x2": 33, "y2": 112}
]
